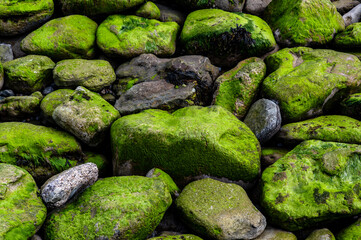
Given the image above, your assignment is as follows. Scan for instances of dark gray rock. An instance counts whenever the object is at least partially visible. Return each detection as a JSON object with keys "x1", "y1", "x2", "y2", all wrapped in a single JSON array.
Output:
[{"x1": 0, "y1": 44, "x2": 14, "y2": 63}]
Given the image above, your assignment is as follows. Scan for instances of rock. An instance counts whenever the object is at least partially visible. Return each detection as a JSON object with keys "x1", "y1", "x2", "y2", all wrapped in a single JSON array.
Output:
[
  {"x1": 111, "y1": 106, "x2": 261, "y2": 182},
  {"x1": 0, "y1": 122, "x2": 84, "y2": 183},
  {"x1": 0, "y1": 163, "x2": 47, "y2": 239},
  {"x1": 0, "y1": 43, "x2": 14, "y2": 63},
  {"x1": 333, "y1": 0, "x2": 361, "y2": 15},
  {"x1": 157, "y1": 3, "x2": 186, "y2": 25},
  {"x1": 343, "y1": 4, "x2": 361, "y2": 26},
  {"x1": 337, "y1": 218, "x2": 361, "y2": 239},
  {"x1": 334, "y1": 22, "x2": 361, "y2": 49},
  {"x1": 339, "y1": 92, "x2": 361, "y2": 120},
  {"x1": 0, "y1": 89, "x2": 14, "y2": 97},
  {"x1": 180, "y1": 9, "x2": 276, "y2": 67},
  {"x1": 96, "y1": 15, "x2": 180, "y2": 58},
  {"x1": 262, "y1": 47, "x2": 361, "y2": 122},
  {"x1": 0, "y1": 91, "x2": 43, "y2": 121},
  {"x1": 264, "y1": 0, "x2": 345, "y2": 46},
  {"x1": 44, "y1": 176, "x2": 172, "y2": 239},
  {"x1": 53, "y1": 59, "x2": 116, "y2": 92},
  {"x1": 83, "y1": 151, "x2": 110, "y2": 177},
  {"x1": 40, "y1": 89, "x2": 74, "y2": 123},
  {"x1": 244, "y1": 0, "x2": 272, "y2": 15},
  {"x1": 175, "y1": 0, "x2": 245, "y2": 12},
  {"x1": 21, "y1": 15, "x2": 98, "y2": 61},
  {"x1": 212, "y1": 57, "x2": 266, "y2": 119},
  {"x1": 146, "y1": 168, "x2": 180, "y2": 197},
  {"x1": 252, "y1": 227, "x2": 297, "y2": 240},
  {"x1": 261, "y1": 147, "x2": 289, "y2": 167},
  {"x1": 261, "y1": 140, "x2": 361, "y2": 231},
  {"x1": 31, "y1": 235, "x2": 42, "y2": 240},
  {"x1": 53, "y1": 86, "x2": 120, "y2": 146},
  {"x1": 148, "y1": 234, "x2": 203, "y2": 240},
  {"x1": 305, "y1": 228, "x2": 335, "y2": 240},
  {"x1": 136, "y1": 1, "x2": 161, "y2": 19},
  {"x1": 277, "y1": 115, "x2": 361, "y2": 145},
  {"x1": 0, "y1": 0, "x2": 54, "y2": 36},
  {"x1": 58, "y1": 0, "x2": 145, "y2": 16},
  {"x1": 0, "y1": 62, "x2": 3, "y2": 90},
  {"x1": 41, "y1": 163, "x2": 98, "y2": 208},
  {"x1": 3, "y1": 55, "x2": 55, "y2": 94},
  {"x1": 176, "y1": 178, "x2": 266, "y2": 240}
]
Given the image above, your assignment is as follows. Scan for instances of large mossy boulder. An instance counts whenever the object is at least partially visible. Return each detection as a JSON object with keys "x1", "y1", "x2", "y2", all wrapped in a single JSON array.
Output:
[
  {"x1": 262, "y1": 47, "x2": 361, "y2": 122},
  {"x1": 264, "y1": 0, "x2": 345, "y2": 46},
  {"x1": 174, "y1": 0, "x2": 245, "y2": 12},
  {"x1": 261, "y1": 140, "x2": 361, "y2": 231},
  {"x1": 0, "y1": 122, "x2": 84, "y2": 183},
  {"x1": 21, "y1": 15, "x2": 98, "y2": 61},
  {"x1": 0, "y1": 163, "x2": 47, "y2": 239},
  {"x1": 44, "y1": 176, "x2": 172, "y2": 240},
  {"x1": 180, "y1": 9, "x2": 276, "y2": 67},
  {"x1": 97, "y1": 15, "x2": 180, "y2": 58},
  {"x1": 0, "y1": 0, "x2": 54, "y2": 36},
  {"x1": 111, "y1": 106, "x2": 261, "y2": 182}
]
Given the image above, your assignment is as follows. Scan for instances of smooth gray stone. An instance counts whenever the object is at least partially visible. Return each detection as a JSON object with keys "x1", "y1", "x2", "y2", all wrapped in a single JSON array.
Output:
[{"x1": 0, "y1": 44, "x2": 14, "y2": 63}]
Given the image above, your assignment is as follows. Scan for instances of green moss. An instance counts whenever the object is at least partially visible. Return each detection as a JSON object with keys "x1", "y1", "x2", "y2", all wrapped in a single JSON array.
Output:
[
  {"x1": 305, "y1": 228, "x2": 335, "y2": 240},
  {"x1": 147, "y1": 168, "x2": 180, "y2": 197},
  {"x1": 334, "y1": 22, "x2": 361, "y2": 49},
  {"x1": 340, "y1": 93, "x2": 361, "y2": 119},
  {"x1": 337, "y1": 219, "x2": 361, "y2": 240},
  {"x1": 135, "y1": 1, "x2": 161, "y2": 19},
  {"x1": 40, "y1": 89, "x2": 74, "y2": 120},
  {"x1": 84, "y1": 151, "x2": 110, "y2": 176}
]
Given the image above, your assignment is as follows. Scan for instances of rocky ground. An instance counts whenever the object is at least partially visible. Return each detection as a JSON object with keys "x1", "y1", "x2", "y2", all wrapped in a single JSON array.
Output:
[{"x1": 1, "y1": 0, "x2": 361, "y2": 239}]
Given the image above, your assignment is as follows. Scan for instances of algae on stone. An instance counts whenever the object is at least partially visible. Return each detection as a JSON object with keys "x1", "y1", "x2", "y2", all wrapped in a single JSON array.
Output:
[
  {"x1": 84, "y1": 151, "x2": 111, "y2": 177},
  {"x1": 135, "y1": 2, "x2": 161, "y2": 19},
  {"x1": 306, "y1": 228, "x2": 335, "y2": 240},
  {"x1": 337, "y1": 218, "x2": 361, "y2": 240},
  {"x1": 339, "y1": 93, "x2": 361, "y2": 120},
  {"x1": 111, "y1": 106, "x2": 261, "y2": 182},
  {"x1": 21, "y1": 15, "x2": 98, "y2": 60},
  {"x1": 252, "y1": 227, "x2": 297, "y2": 240},
  {"x1": 40, "y1": 89, "x2": 75, "y2": 122},
  {"x1": 146, "y1": 168, "x2": 180, "y2": 197},
  {"x1": 334, "y1": 22, "x2": 361, "y2": 49},
  {"x1": 44, "y1": 176, "x2": 172, "y2": 240},
  {"x1": 261, "y1": 140, "x2": 361, "y2": 231}
]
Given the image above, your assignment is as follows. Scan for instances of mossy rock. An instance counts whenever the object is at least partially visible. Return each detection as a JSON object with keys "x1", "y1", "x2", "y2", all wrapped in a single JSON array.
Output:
[
  {"x1": 0, "y1": 91, "x2": 43, "y2": 121},
  {"x1": 306, "y1": 228, "x2": 335, "y2": 240},
  {"x1": 59, "y1": 0, "x2": 145, "y2": 16},
  {"x1": 148, "y1": 234, "x2": 203, "y2": 240},
  {"x1": 135, "y1": 1, "x2": 161, "y2": 19},
  {"x1": 277, "y1": 115, "x2": 361, "y2": 145},
  {"x1": 40, "y1": 89, "x2": 75, "y2": 123},
  {"x1": 334, "y1": 22, "x2": 361, "y2": 49},
  {"x1": 174, "y1": 0, "x2": 245, "y2": 12},
  {"x1": 0, "y1": 122, "x2": 84, "y2": 184},
  {"x1": 337, "y1": 219, "x2": 361, "y2": 240},
  {"x1": 0, "y1": 0, "x2": 54, "y2": 36},
  {"x1": 97, "y1": 15, "x2": 180, "y2": 58},
  {"x1": 264, "y1": 0, "x2": 344, "y2": 46},
  {"x1": 0, "y1": 163, "x2": 47, "y2": 239},
  {"x1": 253, "y1": 228, "x2": 297, "y2": 240},
  {"x1": 21, "y1": 15, "x2": 98, "y2": 61},
  {"x1": 53, "y1": 59, "x2": 116, "y2": 92},
  {"x1": 84, "y1": 151, "x2": 111, "y2": 177},
  {"x1": 261, "y1": 147, "x2": 289, "y2": 167},
  {"x1": 180, "y1": 9, "x2": 276, "y2": 67},
  {"x1": 146, "y1": 168, "x2": 180, "y2": 197},
  {"x1": 339, "y1": 93, "x2": 361, "y2": 120},
  {"x1": 3, "y1": 55, "x2": 55, "y2": 94},
  {"x1": 261, "y1": 140, "x2": 361, "y2": 231},
  {"x1": 212, "y1": 57, "x2": 266, "y2": 119},
  {"x1": 53, "y1": 86, "x2": 120, "y2": 147},
  {"x1": 0, "y1": 62, "x2": 3, "y2": 90},
  {"x1": 111, "y1": 105, "x2": 261, "y2": 182},
  {"x1": 44, "y1": 176, "x2": 172, "y2": 240},
  {"x1": 262, "y1": 47, "x2": 361, "y2": 122}
]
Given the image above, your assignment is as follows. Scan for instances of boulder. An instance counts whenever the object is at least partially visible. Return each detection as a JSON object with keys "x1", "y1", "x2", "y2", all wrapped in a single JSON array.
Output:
[
  {"x1": 174, "y1": 0, "x2": 245, "y2": 12},
  {"x1": 252, "y1": 228, "x2": 297, "y2": 240},
  {"x1": 146, "y1": 168, "x2": 180, "y2": 197},
  {"x1": 333, "y1": 0, "x2": 361, "y2": 15},
  {"x1": 244, "y1": 0, "x2": 272, "y2": 15},
  {"x1": 305, "y1": 228, "x2": 335, "y2": 240},
  {"x1": 334, "y1": 22, "x2": 361, "y2": 49},
  {"x1": 135, "y1": 2, "x2": 161, "y2": 19},
  {"x1": 337, "y1": 218, "x2": 361, "y2": 239},
  {"x1": 40, "y1": 89, "x2": 75, "y2": 123},
  {"x1": 343, "y1": 4, "x2": 361, "y2": 26}
]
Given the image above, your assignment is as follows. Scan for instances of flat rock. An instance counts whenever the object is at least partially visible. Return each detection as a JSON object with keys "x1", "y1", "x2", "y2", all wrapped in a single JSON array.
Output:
[{"x1": 174, "y1": 0, "x2": 245, "y2": 12}]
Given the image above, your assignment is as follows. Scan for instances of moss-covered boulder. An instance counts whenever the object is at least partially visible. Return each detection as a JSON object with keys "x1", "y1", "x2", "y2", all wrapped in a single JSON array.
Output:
[
  {"x1": 0, "y1": 163, "x2": 47, "y2": 239},
  {"x1": 264, "y1": 0, "x2": 345, "y2": 46},
  {"x1": 334, "y1": 22, "x2": 361, "y2": 49},
  {"x1": 180, "y1": 9, "x2": 276, "y2": 67},
  {"x1": 277, "y1": 115, "x2": 361, "y2": 145},
  {"x1": 306, "y1": 228, "x2": 335, "y2": 240},
  {"x1": 212, "y1": 57, "x2": 266, "y2": 119},
  {"x1": 53, "y1": 86, "x2": 120, "y2": 146},
  {"x1": 3, "y1": 55, "x2": 55, "y2": 94},
  {"x1": 0, "y1": 0, "x2": 54, "y2": 36},
  {"x1": 339, "y1": 93, "x2": 361, "y2": 120},
  {"x1": 146, "y1": 168, "x2": 180, "y2": 197},
  {"x1": 176, "y1": 178, "x2": 266, "y2": 239},
  {"x1": 261, "y1": 140, "x2": 361, "y2": 231},
  {"x1": 175, "y1": 0, "x2": 245, "y2": 12},
  {"x1": 111, "y1": 106, "x2": 261, "y2": 182},
  {"x1": 337, "y1": 219, "x2": 361, "y2": 239},
  {"x1": 253, "y1": 228, "x2": 296, "y2": 240},
  {"x1": 44, "y1": 176, "x2": 172, "y2": 240},
  {"x1": 0, "y1": 122, "x2": 84, "y2": 183},
  {"x1": 0, "y1": 91, "x2": 43, "y2": 121},
  {"x1": 135, "y1": 1, "x2": 161, "y2": 19},
  {"x1": 97, "y1": 15, "x2": 179, "y2": 58},
  {"x1": 148, "y1": 234, "x2": 203, "y2": 240},
  {"x1": 262, "y1": 47, "x2": 361, "y2": 122},
  {"x1": 21, "y1": 15, "x2": 97, "y2": 61},
  {"x1": 40, "y1": 89, "x2": 75, "y2": 123},
  {"x1": 53, "y1": 59, "x2": 116, "y2": 92}
]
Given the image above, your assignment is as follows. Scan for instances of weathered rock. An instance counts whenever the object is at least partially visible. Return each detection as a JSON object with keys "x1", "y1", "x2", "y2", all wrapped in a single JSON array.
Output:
[
  {"x1": 0, "y1": 163, "x2": 47, "y2": 239},
  {"x1": 343, "y1": 4, "x2": 361, "y2": 26},
  {"x1": 305, "y1": 228, "x2": 335, "y2": 240},
  {"x1": 148, "y1": 234, "x2": 203, "y2": 240},
  {"x1": 339, "y1": 92, "x2": 361, "y2": 120},
  {"x1": 175, "y1": 0, "x2": 245, "y2": 12},
  {"x1": 136, "y1": 1, "x2": 161, "y2": 19},
  {"x1": 21, "y1": 15, "x2": 98, "y2": 60},
  {"x1": 3, "y1": 55, "x2": 55, "y2": 94},
  {"x1": 0, "y1": 91, "x2": 43, "y2": 121},
  {"x1": 53, "y1": 86, "x2": 120, "y2": 146},
  {"x1": 264, "y1": 0, "x2": 345, "y2": 46},
  {"x1": 244, "y1": 0, "x2": 272, "y2": 15},
  {"x1": 261, "y1": 147, "x2": 289, "y2": 167},
  {"x1": 0, "y1": 44, "x2": 14, "y2": 63},
  {"x1": 146, "y1": 168, "x2": 180, "y2": 197},
  {"x1": 111, "y1": 106, "x2": 261, "y2": 182},
  {"x1": 262, "y1": 47, "x2": 361, "y2": 122},
  {"x1": 261, "y1": 140, "x2": 361, "y2": 231},
  {"x1": 157, "y1": 3, "x2": 186, "y2": 25},
  {"x1": 40, "y1": 89, "x2": 75, "y2": 123},
  {"x1": 0, "y1": 122, "x2": 84, "y2": 183},
  {"x1": 337, "y1": 218, "x2": 361, "y2": 239},
  {"x1": 97, "y1": 15, "x2": 179, "y2": 58},
  {"x1": 180, "y1": 9, "x2": 276, "y2": 67},
  {"x1": 41, "y1": 163, "x2": 98, "y2": 208},
  {"x1": 212, "y1": 57, "x2": 266, "y2": 119},
  {"x1": 252, "y1": 227, "x2": 297, "y2": 240},
  {"x1": 0, "y1": 0, "x2": 54, "y2": 36},
  {"x1": 176, "y1": 178, "x2": 266, "y2": 239},
  {"x1": 44, "y1": 176, "x2": 172, "y2": 239},
  {"x1": 333, "y1": 0, "x2": 361, "y2": 15},
  {"x1": 53, "y1": 59, "x2": 116, "y2": 92},
  {"x1": 334, "y1": 22, "x2": 361, "y2": 49}
]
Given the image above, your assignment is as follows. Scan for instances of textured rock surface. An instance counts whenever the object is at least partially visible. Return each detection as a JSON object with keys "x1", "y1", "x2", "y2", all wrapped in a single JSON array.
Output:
[
  {"x1": 343, "y1": 4, "x2": 361, "y2": 26},
  {"x1": 0, "y1": 44, "x2": 14, "y2": 63},
  {"x1": 334, "y1": 22, "x2": 361, "y2": 48},
  {"x1": 40, "y1": 89, "x2": 75, "y2": 122},
  {"x1": 337, "y1": 218, "x2": 361, "y2": 239},
  {"x1": 261, "y1": 140, "x2": 361, "y2": 231},
  {"x1": 135, "y1": 1, "x2": 161, "y2": 19},
  {"x1": 333, "y1": 0, "x2": 361, "y2": 15},
  {"x1": 176, "y1": 178, "x2": 266, "y2": 240},
  {"x1": 146, "y1": 168, "x2": 180, "y2": 197},
  {"x1": 244, "y1": 0, "x2": 272, "y2": 15},
  {"x1": 111, "y1": 106, "x2": 261, "y2": 182},
  {"x1": 252, "y1": 227, "x2": 297, "y2": 240},
  {"x1": 175, "y1": 0, "x2": 245, "y2": 12},
  {"x1": 305, "y1": 228, "x2": 335, "y2": 240},
  {"x1": 0, "y1": 163, "x2": 47, "y2": 239},
  {"x1": 44, "y1": 176, "x2": 172, "y2": 240}
]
